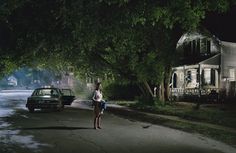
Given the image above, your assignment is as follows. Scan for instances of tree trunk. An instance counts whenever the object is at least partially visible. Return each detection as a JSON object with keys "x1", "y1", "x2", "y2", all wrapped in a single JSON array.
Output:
[
  {"x1": 143, "y1": 80, "x2": 154, "y2": 97},
  {"x1": 137, "y1": 83, "x2": 146, "y2": 97},
  {"x1": 159, "y1": 80, "x2": 165, "y2": 102},
  {"x1": 164, "y1": 66, "x2": 172, "y2": 102},
  {"x1": 137, "y1": 81, "x2": 154, "y2": 103}
]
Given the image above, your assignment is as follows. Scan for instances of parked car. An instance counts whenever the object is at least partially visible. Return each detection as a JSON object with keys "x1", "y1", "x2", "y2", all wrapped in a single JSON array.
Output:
[{"x1": 26, "y1": 87, "x2": 75, "y2": 112}]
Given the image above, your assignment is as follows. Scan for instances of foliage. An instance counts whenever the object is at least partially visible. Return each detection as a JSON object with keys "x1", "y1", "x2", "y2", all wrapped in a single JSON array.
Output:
[
  {"x1": 0, "y1": 56, "x2": 17, "y2": 78},
  {"x1": 0, "y1": 0, "x2": 235, "y2": 101},
  {"x1": 103, "y1": 82, "x2": 140, "y2": 100}
]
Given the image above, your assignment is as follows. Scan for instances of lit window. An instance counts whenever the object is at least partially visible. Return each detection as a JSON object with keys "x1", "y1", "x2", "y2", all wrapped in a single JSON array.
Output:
[{"x1": 204, "y1": 68, "x2": 211, "y2": 85}]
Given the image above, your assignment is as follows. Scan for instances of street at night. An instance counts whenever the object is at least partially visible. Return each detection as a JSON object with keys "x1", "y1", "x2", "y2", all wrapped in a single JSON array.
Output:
[
  {"x1": 0, "y1": 90, "x2": 235, "y2": 153},
  {"x1": 1, "y1": 2, "x2": 236, "y2": 152}
]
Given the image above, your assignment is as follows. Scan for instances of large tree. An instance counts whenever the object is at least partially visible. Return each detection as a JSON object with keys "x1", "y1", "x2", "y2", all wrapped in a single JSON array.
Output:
[
  {"x1": 1, "y1": 0, "x2": 235, "y2": 101},
  {"x1": 65, "y1": 0, "x2": 235, "y2": 101}
]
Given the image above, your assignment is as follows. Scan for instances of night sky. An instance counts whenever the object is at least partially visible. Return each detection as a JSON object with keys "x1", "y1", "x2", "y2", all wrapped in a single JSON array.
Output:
[{"x1": 202, "y1": 5, "x2": 236, "y2": 42}]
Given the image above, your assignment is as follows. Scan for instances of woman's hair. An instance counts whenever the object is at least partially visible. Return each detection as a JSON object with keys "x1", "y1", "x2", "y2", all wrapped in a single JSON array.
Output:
[{"x1": 95, "y1": 82, "x2": 101, "y2": 90}]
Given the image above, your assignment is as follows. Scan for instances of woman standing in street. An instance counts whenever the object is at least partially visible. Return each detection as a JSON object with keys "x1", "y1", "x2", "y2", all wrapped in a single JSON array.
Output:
[{"x1": 92, "y1": 82, "x2": 103, "y2": 129}]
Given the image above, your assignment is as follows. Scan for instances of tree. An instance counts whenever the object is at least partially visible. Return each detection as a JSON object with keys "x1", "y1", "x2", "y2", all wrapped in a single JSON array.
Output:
[
  {"x1": 0, "y1": 0, "x2": 74, "y2": 74},
  {"x1": 64, "y1": 0, "x2": 235, "y2": 102},
  {"x1": 0, "y1": 0, "x2": 235, "y2": 102}
]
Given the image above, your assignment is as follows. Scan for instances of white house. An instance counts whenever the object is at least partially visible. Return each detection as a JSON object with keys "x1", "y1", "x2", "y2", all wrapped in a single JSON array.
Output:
[
  {"x1": 171, "y1": 32, "x2": 236, "y2": 102},
  {"x1": 7, "y1": 75, "x2": 18, "y2": 87}
]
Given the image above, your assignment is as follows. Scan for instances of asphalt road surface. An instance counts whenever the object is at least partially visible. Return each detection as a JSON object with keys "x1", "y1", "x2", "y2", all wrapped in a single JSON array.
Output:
[{"x1": 0, "y1": 90, "x2": 236, "y2": 153}]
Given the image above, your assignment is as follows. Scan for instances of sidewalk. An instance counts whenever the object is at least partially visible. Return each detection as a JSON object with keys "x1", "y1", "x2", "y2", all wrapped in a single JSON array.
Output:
[{"x1": 71, "y1": 99, "x2": 236, "y2": 147}]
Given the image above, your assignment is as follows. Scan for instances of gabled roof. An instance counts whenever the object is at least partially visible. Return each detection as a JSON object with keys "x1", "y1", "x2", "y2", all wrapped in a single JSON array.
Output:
[
  {"x1": 176, "y1": 31, "x2": 221, "y2": 49},
  {"x1": 199, "y1": 54, "x2": 220, "y2": 65},
  {"x1": 177, "y1": 32, "x2": 205, "y2": 48}
]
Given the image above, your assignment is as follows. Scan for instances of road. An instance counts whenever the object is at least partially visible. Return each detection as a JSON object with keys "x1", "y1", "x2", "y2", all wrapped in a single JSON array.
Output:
[{"x1": 0, "y1": 90, "x2": 235, "y2": 153}]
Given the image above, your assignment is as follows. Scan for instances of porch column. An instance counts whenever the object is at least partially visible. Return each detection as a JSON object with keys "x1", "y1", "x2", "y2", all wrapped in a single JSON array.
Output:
[
  {"x1": 183, "y1": 65, "x2": 186, "y2": 95},
  {"x1": 170, "y1": 72, "x2": 174, "y2": 99},
  {"x1": 215, "y1": 69, "x2": 219, "y2": 88},
  {"x1": 218, "y1": 67, "x2": 221, "y2": 91},
  {"x1": 198, "y1": 64, "x2": 202, "y2": 97}
]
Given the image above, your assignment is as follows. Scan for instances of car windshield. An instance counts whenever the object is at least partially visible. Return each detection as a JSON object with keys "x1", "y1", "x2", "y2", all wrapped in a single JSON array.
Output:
[{"x1": 32, "y1": 89, "x2": 59, "y2": 97}]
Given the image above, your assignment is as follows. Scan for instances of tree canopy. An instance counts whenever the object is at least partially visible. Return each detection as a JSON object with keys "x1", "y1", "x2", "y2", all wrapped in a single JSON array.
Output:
[{"x1": 1, "y1": 0, "x2": 235, "y2": 100}]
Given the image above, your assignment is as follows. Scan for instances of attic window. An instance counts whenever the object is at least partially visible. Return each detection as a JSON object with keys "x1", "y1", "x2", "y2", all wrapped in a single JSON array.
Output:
[
  {"x1": 207, "y1": 40, "x2": 211, "y2": 53},
  {"x1": 200, "y1": 38, "x2": 211, "y2": 55},
  {"x1": 183, "y1": 42, "x2": 191, "y2": 56},
  {"x1": 191, "y1": 39, "x2": 200, "y2": 55}
]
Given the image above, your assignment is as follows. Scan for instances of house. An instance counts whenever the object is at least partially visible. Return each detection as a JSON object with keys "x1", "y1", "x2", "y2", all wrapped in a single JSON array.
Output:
[
  {"x1": 171, "y1": 32, "x2": 236, "y2": 102},
  {"x1": 7, "y1": 75, "x2": 18, "y2": 87}
]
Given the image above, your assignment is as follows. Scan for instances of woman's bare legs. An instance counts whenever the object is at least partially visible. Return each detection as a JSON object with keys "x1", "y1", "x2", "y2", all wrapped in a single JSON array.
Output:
[
  {"x1": 94, "y1": 116, "x2": 98, "y2": 129},
  {"x1": 97, "y1": 115, "x2": 101, "y2": 129},
  {"x1": 94, "y1": 114, "x2": 101, "y2": 129}
]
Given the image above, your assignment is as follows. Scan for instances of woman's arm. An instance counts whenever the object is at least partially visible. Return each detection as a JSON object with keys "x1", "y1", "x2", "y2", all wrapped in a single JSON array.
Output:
[
  {"x1": 92, "y1": 90, "x2": 97, "y2": 101},
  {"x1": 93, "y1": 90, "x2": 100, "y2": 102}
]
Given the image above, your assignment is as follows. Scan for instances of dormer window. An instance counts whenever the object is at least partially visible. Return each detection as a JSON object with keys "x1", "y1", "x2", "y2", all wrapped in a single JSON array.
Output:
[
  {"x1": 183, "y1": 38, "x2": 211, "y2": 57},
  {"x1": 200, "y1": 38, "x2": 211, "y2": 55},
  {"x1": 191, "y1": 39, "x2": 200, "y2": 55}
]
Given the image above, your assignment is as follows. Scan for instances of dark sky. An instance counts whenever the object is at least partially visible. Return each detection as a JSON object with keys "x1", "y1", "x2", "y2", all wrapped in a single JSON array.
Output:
[{"x1": 202, "y1": 5, "x2": 236, "y2": 42}]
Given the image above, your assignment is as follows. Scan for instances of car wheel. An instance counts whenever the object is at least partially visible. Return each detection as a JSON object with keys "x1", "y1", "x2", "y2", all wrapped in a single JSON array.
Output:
[{"x1": 28, "y1": 107, "x2": 34, "y2": 113}]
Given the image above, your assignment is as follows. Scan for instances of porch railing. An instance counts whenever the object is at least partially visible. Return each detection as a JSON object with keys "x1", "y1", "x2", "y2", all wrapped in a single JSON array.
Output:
[
  {"x1": 170, "y1": 87, "x2": 220, "y2": 102},
  {"x1": 171, "y1": 88, "x2": 220, "y2": 96}
]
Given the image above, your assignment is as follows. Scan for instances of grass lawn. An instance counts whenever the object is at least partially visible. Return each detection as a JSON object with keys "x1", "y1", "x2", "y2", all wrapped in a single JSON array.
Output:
[{"x1": 129, "y1": 102, "x2": 236, "y2": 129}]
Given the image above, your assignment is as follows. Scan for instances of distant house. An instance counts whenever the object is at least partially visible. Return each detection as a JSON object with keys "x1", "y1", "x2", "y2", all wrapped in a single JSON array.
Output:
[
  {"x1": 7, "y1": 75, "x2": 18, "y2": 87},
  {"x1": 85, "y1": 74, "x2": 101, "y2": 91},
  {"x1": 171, "y1": 32, "x2": 236, "y2": 102}
]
